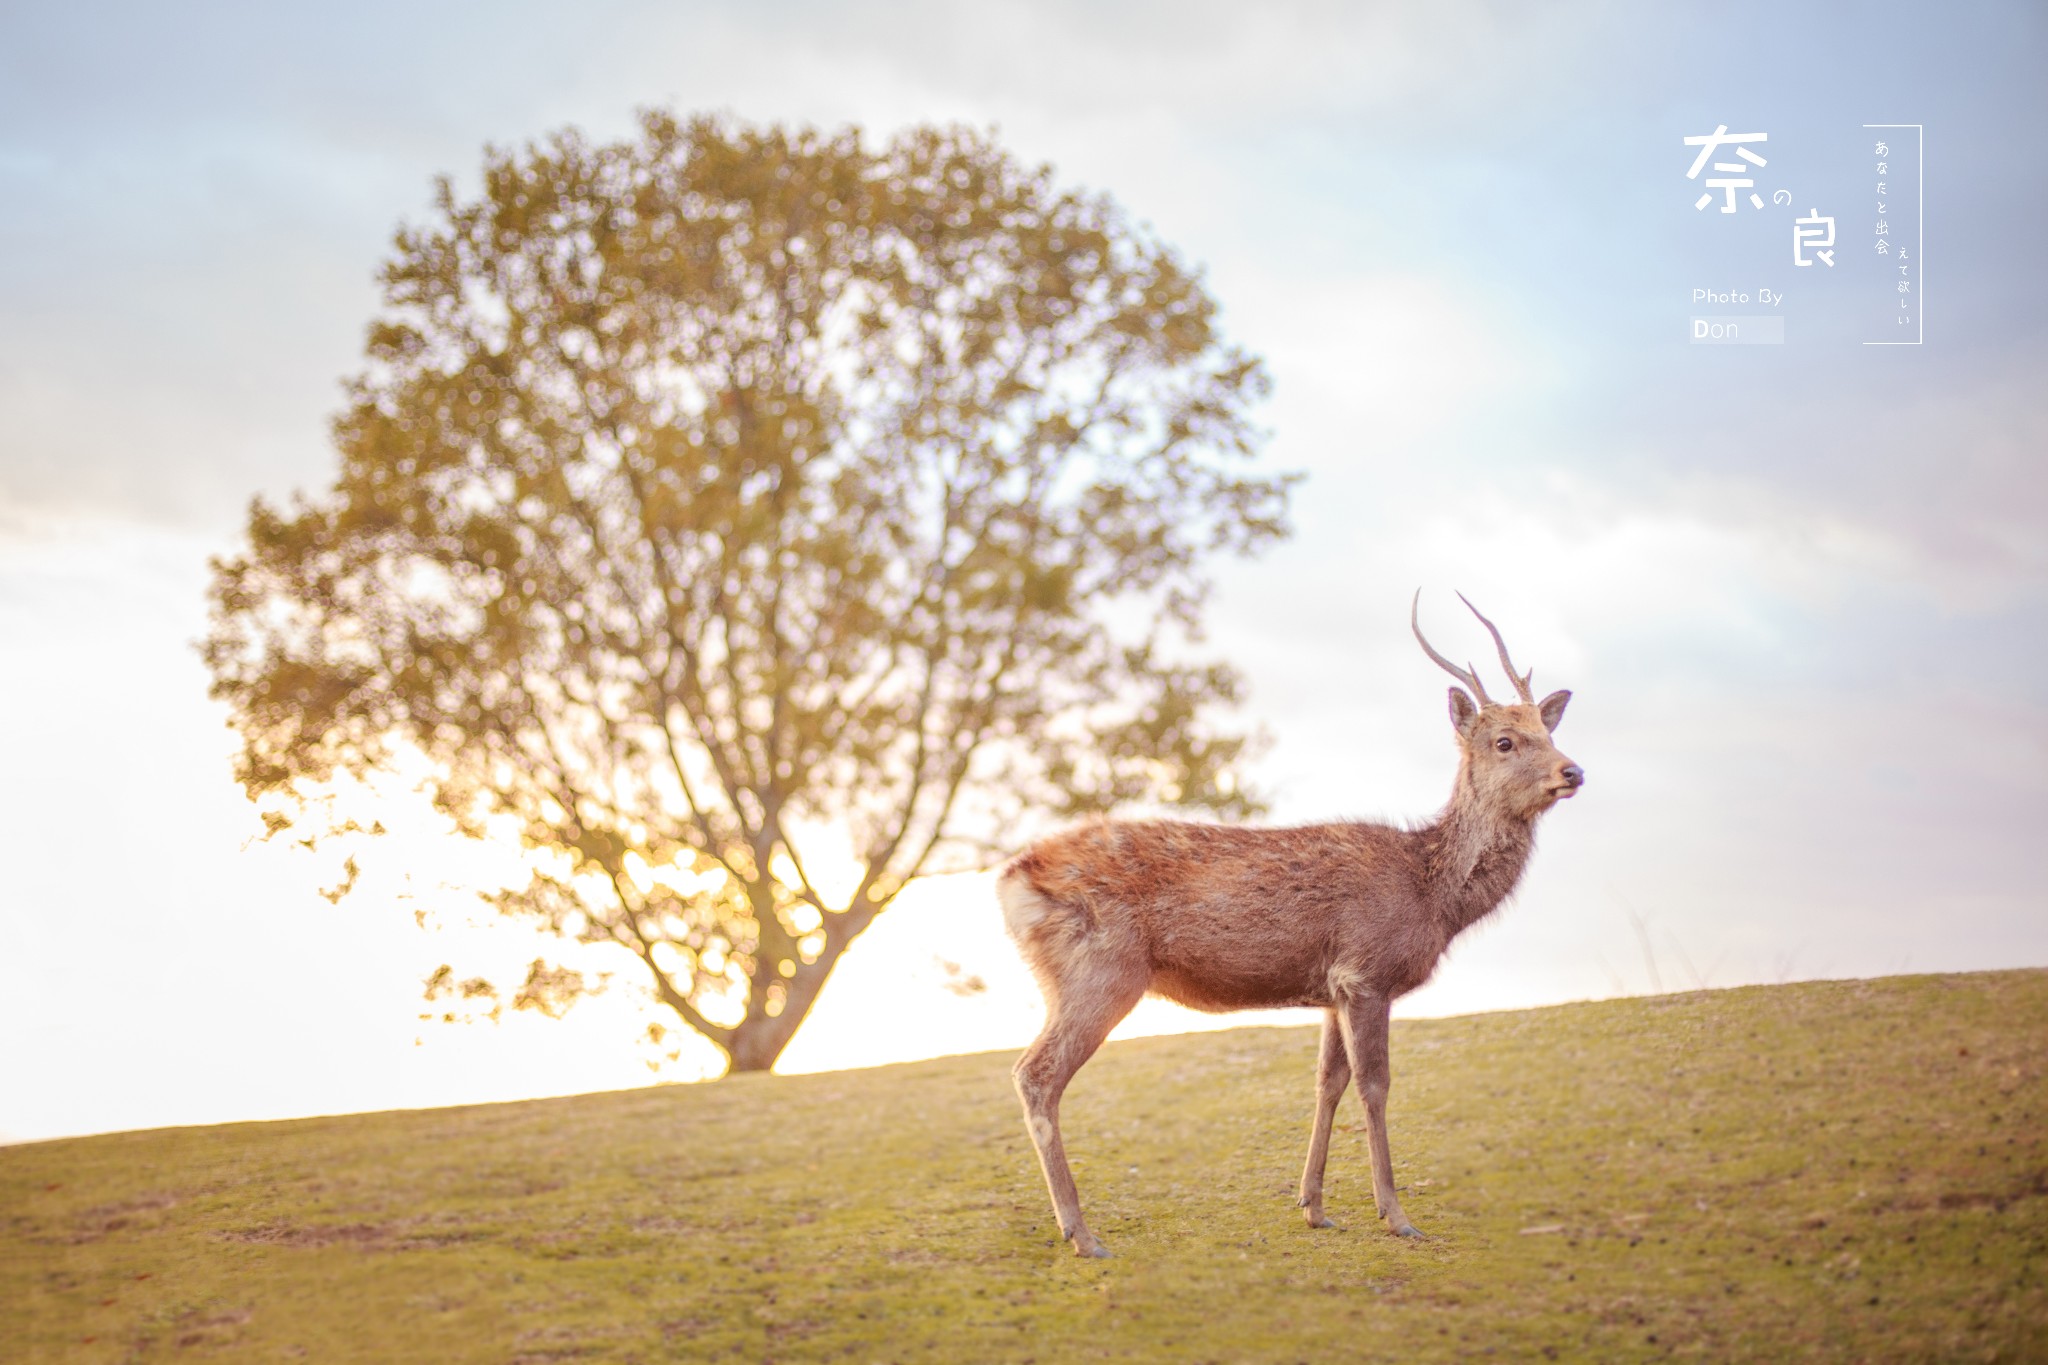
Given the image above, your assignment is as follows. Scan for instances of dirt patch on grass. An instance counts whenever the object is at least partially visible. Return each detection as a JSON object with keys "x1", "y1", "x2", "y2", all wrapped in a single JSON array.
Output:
[
  {"x1": 1866, "y1": 1169, "x2": 2048, "y2": 1215},
  {"x1": 220, "y1": 1218, "x2": 485, "y2": 1251},
  {"x1": 123, "y1": 1303, "x2": 256, "y2": 1356},
  {"x1": 509, "y1": 1323, "x2": 620, "y2": 1363},
  {"x1": 62, "y1": 1191, "x2": 183, "y2": 1244},
  {"x1": 170, "y1": 1305, "x2": 254, "y2": 1349}
]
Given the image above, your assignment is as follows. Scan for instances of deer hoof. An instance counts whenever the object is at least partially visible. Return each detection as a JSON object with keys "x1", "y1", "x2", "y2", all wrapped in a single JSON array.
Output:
[
  {"x1": 1312, "y1": 1216, "x2": 1340, "y2": 1230},
  {"x1": 1069, "y1": 1231, "x2": 1112, "y2": 1258},
  {"x1": 1299, "y1": 1201, "x2": 1334, "y2": 1229},
  {"x1": 1391, "y1": 1221, "x2": 1425, "y2": 1240}
]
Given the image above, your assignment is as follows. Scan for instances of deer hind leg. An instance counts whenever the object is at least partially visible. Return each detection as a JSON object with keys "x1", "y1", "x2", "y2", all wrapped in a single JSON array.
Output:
[
  {"x1": 1009, "y1": 932, "x2": 1146, "y2": 1259},
  {"x1": 1296, "y1": 1009, "x2": 1350, "y2": 1228},
  {"x1": 1336, "y1": 988, "x2": 1422, "y2": 1238}
]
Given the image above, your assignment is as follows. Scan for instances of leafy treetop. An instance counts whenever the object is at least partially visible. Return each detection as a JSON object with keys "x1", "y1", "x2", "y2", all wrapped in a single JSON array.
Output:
[{"x1": 206, "y1": 112, "x2": 1294, "y2": 1072}]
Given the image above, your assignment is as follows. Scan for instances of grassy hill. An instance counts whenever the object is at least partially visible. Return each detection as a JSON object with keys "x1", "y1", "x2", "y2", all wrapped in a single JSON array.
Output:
[{"x1": 4, "y1": 971, "x2": 2045, "y2": 1363}]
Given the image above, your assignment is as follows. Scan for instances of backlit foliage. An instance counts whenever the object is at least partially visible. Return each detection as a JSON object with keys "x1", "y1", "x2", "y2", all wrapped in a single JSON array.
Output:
[{"x1": 205, "y1": 112, "x2": 1292, "y2": 1071}]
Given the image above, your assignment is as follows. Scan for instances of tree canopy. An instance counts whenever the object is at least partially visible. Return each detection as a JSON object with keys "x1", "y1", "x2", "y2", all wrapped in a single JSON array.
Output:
[{"x1": 205, "y1": 112, "x2": 1294, "y2": 1072}]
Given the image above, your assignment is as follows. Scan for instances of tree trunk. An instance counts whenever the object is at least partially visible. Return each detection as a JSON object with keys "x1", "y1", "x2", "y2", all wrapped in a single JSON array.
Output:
[
  {"x1": 703, "y1": 903, "x2": 876, "y2": 1075},
  {"x1": 726, "y1": 1015, "x2": 797, "y2": 1073}
]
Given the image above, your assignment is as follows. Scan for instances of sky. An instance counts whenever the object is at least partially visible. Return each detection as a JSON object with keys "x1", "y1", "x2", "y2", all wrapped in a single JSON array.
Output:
[{"x1": 3, "y1": 0, "x2": 2045, "y2": 1143}]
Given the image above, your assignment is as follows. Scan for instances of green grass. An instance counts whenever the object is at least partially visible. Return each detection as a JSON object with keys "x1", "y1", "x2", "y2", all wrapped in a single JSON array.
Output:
[{"x1": 5, "y1": 971, "x2": 2045, "y2": 1363}]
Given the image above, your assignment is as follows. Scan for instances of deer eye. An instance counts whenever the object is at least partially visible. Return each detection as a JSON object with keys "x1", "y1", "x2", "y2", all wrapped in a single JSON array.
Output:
[{"x1": 1494, "y1": 736, "x2": 1514, "y2": 753}]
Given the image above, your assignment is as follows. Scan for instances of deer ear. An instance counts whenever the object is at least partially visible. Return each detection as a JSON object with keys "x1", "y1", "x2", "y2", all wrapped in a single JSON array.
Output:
[
  {"x1": 1448, "y1": 687, "x2": 1479, "y2": 738},
  {"x1": 1538, "y1": 689, "x2": 1571, "y2": 732}
]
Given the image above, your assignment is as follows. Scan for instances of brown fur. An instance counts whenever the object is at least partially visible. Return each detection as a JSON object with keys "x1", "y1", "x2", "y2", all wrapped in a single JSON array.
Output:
[{"x1": 1001, "y1": 624, "x2": 1582, "y2": 1257}]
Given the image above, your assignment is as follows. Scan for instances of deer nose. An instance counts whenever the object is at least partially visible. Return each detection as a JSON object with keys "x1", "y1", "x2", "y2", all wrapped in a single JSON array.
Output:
[{"x1": 1560, "y1": 765, "x2": 1584, "y2": 787}]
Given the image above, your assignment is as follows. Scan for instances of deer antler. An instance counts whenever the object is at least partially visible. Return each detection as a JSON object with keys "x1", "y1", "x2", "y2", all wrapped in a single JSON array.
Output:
[
  {"x1": 1455, "y1": 592, "x2": 1535, "y2": 703},
  {"x1": 1411, "y1": 590, "x2": 1493, "y2": 706}
]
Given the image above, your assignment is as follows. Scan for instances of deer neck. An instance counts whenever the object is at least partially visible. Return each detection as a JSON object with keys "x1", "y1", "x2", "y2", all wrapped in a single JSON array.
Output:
[{"x1": 1418, "y1": 764, "x2": 1537, "y2": 935}]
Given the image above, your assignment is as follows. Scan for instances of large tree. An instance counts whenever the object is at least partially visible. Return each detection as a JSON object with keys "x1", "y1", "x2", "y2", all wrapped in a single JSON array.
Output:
[{"x1": 206, "y1": 113, "x2": 1293, "y2": 1073}]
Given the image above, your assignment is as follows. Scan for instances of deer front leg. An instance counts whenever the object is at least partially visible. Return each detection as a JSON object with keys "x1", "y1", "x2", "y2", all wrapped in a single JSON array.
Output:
[
  {"x1": 1337, "y1": 990, "x2": 1422, "y2": 1238},
  {"x1": 1296, "y1": 1009, "x2": 1349, "y2": 1228}
]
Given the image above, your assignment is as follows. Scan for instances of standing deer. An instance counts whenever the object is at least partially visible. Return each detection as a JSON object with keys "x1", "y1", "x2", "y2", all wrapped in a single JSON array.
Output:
[{"x1": 999, "y1": 592, "x2": 1583, "y2": 1257}]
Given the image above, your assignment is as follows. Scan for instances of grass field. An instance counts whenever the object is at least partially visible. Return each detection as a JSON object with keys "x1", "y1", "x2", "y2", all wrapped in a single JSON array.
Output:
[{"x1": 4, "y1": 970, "x2": 2045, "y2": 1363}]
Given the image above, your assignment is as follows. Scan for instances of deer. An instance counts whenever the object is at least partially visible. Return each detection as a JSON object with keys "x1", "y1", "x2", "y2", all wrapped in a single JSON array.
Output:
[{"x1": 998, "y1": 592, "x2": 1583, "y2": 1257}]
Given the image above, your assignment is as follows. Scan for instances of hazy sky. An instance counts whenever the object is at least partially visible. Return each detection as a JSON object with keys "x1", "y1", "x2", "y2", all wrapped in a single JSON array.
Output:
[{"x1": 4, "y1": 0, "x2": 2044, "y2": 1143}]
